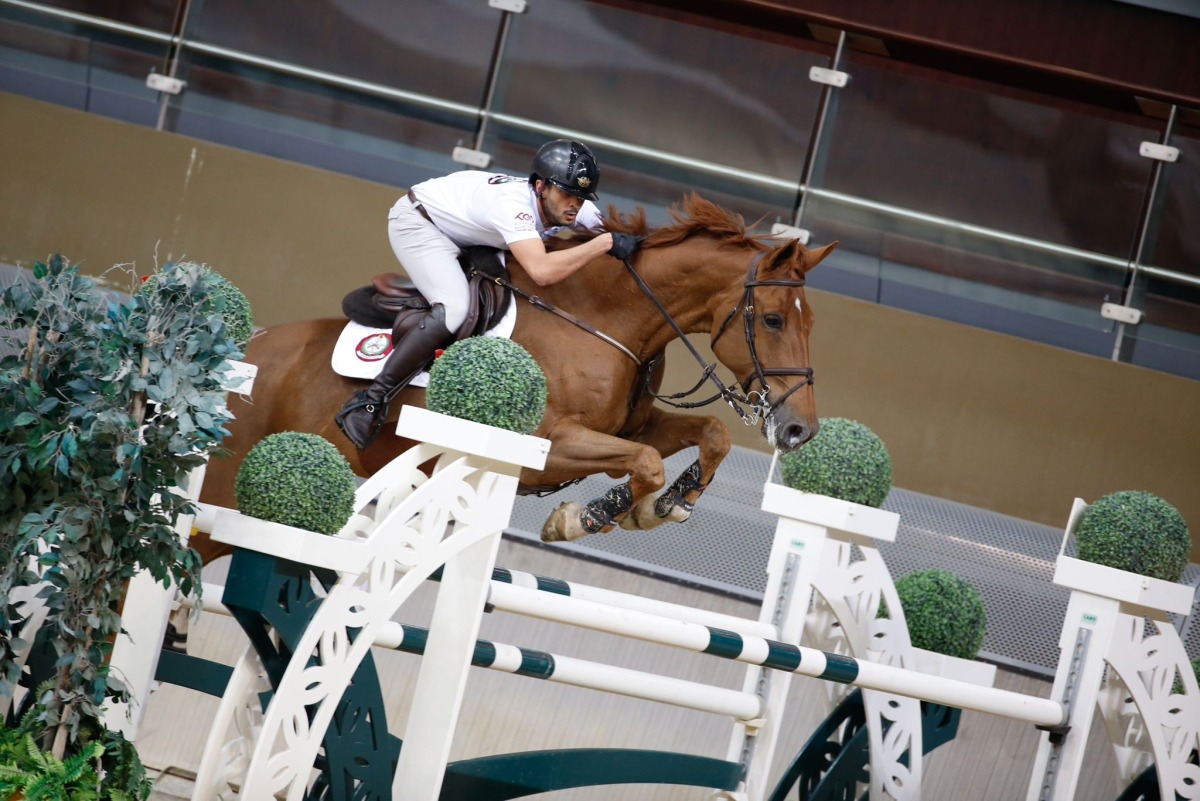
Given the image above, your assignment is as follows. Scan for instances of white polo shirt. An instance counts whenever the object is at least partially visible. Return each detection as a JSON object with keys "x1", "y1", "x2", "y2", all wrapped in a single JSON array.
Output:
[{"x1": 400, "y1": 171, "x2": 604, "y2": 249}]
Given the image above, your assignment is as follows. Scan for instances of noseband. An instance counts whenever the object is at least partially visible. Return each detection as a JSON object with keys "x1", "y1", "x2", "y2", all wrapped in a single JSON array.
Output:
[{"x1": 625, "y1": 250, "x2": 813, "y2": 427}]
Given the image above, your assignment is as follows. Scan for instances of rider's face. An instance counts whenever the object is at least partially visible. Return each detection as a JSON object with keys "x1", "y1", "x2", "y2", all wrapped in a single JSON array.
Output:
[{"x1": 538, "y1": 181, "x2": 583, "y2": 227}]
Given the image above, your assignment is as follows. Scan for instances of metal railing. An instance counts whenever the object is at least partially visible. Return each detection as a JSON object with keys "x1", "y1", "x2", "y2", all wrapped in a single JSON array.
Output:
[{"x1": 2, "y1": 0, "x2": 1196, "y2": 293}]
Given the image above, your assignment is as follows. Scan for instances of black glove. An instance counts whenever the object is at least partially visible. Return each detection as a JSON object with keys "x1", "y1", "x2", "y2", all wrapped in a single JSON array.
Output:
[{"x1": 608, "y1": 232, "x2": 641, "y2": 261}]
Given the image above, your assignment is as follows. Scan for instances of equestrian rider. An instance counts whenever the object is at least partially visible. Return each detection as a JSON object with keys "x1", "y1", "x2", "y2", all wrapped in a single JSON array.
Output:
[{"x1": 335, "y1": 138, "x2": 640, "y2": 450}]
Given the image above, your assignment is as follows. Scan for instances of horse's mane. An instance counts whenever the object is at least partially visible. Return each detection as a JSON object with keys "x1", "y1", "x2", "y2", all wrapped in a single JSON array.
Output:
[{"x1": 605, "y1": 192, "x2": 767, "y2": 251}]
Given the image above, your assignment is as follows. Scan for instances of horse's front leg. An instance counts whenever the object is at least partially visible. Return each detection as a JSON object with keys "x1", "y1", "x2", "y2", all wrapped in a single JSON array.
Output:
[
  {"x1": 619, "y1": 409, "x2": 731, "y2": 531},
  {"x1": 533, "y1": 422, "x2": 668, "y2": 543}
]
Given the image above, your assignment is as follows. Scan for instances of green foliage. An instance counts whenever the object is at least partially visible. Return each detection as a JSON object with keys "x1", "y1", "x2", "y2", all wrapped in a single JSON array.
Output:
[
  {"x1": 779, "y1": 417, "x2": 893, "y2": 507},
  {"x1": 0, "y1": 714, "x2": 151, "y2": 800},
  {"x1": 887, "y1": 569, "x2": 988, "y2": 660},
  {"x1": 1174, "y1": 658, "x2": 1200, "y2": 695},
  {"x1": 0, "y1": 255, "x2": 240, "y2": 771},
  {"x1": 140, "y1": 262, "x2": 254, "y2": 348},
  {"x1": 426, "y1": 337, "x2": 548, "y2": 435},
  {"x1": 1075, "y1": 491, "x2": 1190, "y2": 582},
  {"x1": 235, "y1": 432, "x2": 357, "y2": 535}
]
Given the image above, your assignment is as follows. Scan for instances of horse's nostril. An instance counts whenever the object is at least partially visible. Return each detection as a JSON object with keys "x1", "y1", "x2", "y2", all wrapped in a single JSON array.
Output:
[{"x1": 779, "y1": 421, "x2": 811, "y2": 451}]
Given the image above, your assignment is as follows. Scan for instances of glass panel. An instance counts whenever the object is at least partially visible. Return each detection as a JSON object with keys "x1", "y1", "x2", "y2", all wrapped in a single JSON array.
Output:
[
  {"x1": 0, "y1": 16, "x2": 92, "y2": 87},
  {"x1": 188, "y1": 0, "x2": 500, "y2": 107},
  {"x1": 0, "y1": 11, "x2": 169, "y2": 124},
  {"x1": 1128, "y1": 110, "x2": 1200, "y2": 379},
  {"x1": 483, "y1": 0, "x2": 827, "y2": 223},
  {"x1": 12, "y1": 0, "x2": 181, "y2": 32},
  {"x1": 804, "y1": 51, "x2": 1160, "y2": 357},
  {"x1": 169, "y1": 0, "x2": 500, "y2": 184}
]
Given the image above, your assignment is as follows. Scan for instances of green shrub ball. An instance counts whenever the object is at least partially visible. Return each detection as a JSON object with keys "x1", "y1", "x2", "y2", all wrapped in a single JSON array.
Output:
[
  {"x1": 426, "y1": 337, "x2": 547, "y2": 434},
  {"x1": 1075, "y1": 490, "x2": 1190, "y2": 582},
  {"x1": 779, "y1": 417, "x2": 892, "y2": 507},
  {"x1": 894, "y1": 569, "x2": 987, "y2": 660},
  {"x1": 142, "y1": 262, "x2": 254, "y2": 348},
  {"x1": 235, "y1": 432, "x2": 357, "y2": 535}
]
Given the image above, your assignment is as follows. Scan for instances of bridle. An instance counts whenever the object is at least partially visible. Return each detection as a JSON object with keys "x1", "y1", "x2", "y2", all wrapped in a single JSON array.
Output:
[
  {"x1": 475, "y1": 246, "x2": 813, "y2": 428},
  {"x1": 623, "y1": 249, "x2": 813, "y2": 427}
]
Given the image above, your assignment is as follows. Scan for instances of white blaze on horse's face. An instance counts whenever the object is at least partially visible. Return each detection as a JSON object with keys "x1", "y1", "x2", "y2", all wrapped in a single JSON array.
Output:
[{"x1": 794, "y1": 298, "x2": 803, "y2": 314}]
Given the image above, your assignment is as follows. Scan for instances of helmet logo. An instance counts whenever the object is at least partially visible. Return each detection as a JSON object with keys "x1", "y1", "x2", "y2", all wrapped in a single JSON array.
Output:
[{"x1": 576, "y1": 176, "x2": 592, "y2": 189}]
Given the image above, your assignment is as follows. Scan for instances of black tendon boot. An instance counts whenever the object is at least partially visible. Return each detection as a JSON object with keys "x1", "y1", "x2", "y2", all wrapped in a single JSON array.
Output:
[{"x1": 335, "y1": 304, "x2": 453, "y2": 450}]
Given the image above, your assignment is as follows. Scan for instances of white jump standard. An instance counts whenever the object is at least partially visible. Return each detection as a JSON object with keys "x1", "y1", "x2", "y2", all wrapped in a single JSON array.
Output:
[{"x1": 167, "y1": 407, "x2": 1194, "y2": 801}]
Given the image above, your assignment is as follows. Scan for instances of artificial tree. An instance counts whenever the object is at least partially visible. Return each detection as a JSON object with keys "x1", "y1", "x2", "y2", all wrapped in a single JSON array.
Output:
[
  {"x1": 139, "y1": 261, "x2": 254, "y2": 350},
  {"x1": 0, "y1": 255, "x2": 243, "y2": 795},
  {"x1": 425, "y1": 337, "x2": 548, "y2": 434},
  {"x1": 778, "y1": 416, "x2": 893, "y2": 507},
  {"x1": 1074, "y1": 490, "x2": 1190, "y2": 582},
  {"x1": 234, "y1": 432, "x2": 357, "y2": 535},
  {"x1": 891, "y1": 569, "x2": 988, "y2": 661}
]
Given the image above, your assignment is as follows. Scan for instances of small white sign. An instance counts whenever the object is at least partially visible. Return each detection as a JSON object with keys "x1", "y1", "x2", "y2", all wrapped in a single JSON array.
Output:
[
  {"x1": 1100, "y1": 302, "x2": 1143, "y2": 325},
  {"x1": 452, "y1": 146, "x2": 492, "y2": 168}
]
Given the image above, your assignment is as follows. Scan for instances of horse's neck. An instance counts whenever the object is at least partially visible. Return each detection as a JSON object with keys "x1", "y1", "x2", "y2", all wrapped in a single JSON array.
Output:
[{"x1": 544, "y1": 243, "x2": 727, "y2": 358}]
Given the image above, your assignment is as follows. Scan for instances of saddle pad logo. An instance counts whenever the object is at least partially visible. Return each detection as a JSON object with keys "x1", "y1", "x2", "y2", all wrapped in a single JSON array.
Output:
[{"x1": 355, "y1": 332, "x2": 393, "y2": 361}]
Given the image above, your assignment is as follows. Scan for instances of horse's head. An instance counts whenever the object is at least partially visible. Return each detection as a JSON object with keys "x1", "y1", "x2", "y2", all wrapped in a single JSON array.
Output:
[{"x1": 708, "y1": 235, "x2": 838, "y2": 453}]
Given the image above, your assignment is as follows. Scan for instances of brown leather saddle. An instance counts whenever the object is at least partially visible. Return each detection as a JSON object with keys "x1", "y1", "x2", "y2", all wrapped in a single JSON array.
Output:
[{"x1": 341, "y1": 246, "x2": 513, "y2": 342}]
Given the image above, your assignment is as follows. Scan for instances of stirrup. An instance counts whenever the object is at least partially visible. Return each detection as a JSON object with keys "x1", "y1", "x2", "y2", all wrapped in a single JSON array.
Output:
[{"x1": 335, "y1": 390, "x2": 376, "y2": 422}]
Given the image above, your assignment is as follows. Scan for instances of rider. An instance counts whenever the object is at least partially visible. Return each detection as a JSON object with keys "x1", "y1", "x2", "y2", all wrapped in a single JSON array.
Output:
[{"x1": 335, "y1": 138, "x2": 640, "y2": 450}]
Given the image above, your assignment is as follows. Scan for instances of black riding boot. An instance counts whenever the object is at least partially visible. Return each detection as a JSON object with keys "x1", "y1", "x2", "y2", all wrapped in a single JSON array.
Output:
[{"x1": 335, "y1": 304, "x2": 452, "y2": 450}]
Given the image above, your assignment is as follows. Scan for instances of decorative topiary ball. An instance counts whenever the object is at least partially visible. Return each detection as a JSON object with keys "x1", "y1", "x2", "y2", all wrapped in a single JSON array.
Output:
[
  {"x1": 779, "y1": 417, "x2": 892, "y2": 507},
  {"x1": 426, "y1": 337, "x2": 547, "y2": 434},
  {"x1": 141, "y1": 262, "x2": 254, "y2": 348},
  {"x1": 235, "y1": 432, "x2": 357, "y2": 535},
  {"x1": 1075, "y1": 491, "x2": 1190, "y2": 582},
  {"x1": 892, "y1": 569, "x2": 987, "y2": 660}
]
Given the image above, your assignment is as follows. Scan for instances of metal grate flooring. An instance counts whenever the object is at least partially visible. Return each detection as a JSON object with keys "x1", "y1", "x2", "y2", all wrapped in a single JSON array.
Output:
[{"x1": 507, "y1": 445, "x2": 1200, "y2": 678}]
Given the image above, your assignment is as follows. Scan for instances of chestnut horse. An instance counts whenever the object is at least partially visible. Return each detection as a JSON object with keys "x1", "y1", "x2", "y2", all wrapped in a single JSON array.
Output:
[{"x1": 195, "y1": 194, "x2": 836, "y2": 564}]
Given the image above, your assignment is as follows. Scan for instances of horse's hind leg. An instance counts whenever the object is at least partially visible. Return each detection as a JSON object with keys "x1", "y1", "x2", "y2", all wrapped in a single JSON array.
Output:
[{"x1": 620, "y1": 409, "x2": 731, "y2": 531}]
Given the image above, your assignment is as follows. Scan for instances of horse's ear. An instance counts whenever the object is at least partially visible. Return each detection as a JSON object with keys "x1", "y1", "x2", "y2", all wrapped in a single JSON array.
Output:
[
  {"x1": 802, "y1": 240, "x2": 839, "y2": 274},
  {"x1": 763, "y1": 238, "x2": 802, "y2": 273}
]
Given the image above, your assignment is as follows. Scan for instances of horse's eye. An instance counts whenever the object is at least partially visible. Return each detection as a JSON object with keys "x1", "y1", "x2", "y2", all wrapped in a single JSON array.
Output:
[{"x1": 763, "y1": 313, "x2": 785, "y2": 330}]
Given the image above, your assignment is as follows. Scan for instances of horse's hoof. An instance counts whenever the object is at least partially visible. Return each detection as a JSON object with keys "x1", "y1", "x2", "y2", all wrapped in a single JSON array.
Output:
[
  {"x1": 541, "y1": 502, "x2": 589, "y2": 543},
  {"x1": 620, "y1": 492, "x2": 690, "y2": 531}
]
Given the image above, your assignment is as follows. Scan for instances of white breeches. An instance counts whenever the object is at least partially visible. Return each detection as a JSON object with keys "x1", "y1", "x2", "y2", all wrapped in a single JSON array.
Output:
[{"x1": 387, "y1": 197, "x2": 470, "y2": 332}]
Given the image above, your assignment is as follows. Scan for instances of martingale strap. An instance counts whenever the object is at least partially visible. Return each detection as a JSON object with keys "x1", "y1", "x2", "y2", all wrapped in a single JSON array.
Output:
[{"x1": 482, "y1": 273, "x2": 641, "y2": 365}]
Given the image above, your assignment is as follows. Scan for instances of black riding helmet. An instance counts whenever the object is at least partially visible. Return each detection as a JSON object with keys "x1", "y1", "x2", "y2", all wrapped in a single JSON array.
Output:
[{"x1": 529, "y1": 139, "x2": 600, "y2": 201}]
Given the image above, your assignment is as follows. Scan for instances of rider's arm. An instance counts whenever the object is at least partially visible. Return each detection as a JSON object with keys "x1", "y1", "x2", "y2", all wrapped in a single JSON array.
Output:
[{"x1": 509, "y1": 233, "x2": 615, "y2": 286}]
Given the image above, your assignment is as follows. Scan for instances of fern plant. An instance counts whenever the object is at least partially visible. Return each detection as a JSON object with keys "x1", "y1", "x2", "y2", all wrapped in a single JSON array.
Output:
[{"x1": 0, "y1": 733, "x2": 104, "y2": 800}]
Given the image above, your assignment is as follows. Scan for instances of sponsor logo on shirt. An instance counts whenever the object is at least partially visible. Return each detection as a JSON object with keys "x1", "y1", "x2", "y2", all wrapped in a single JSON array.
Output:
[
  {"x1": 516, "y1": 212, "x2": 533, "y2": 222},
  {"x1": 488, "y1": 174, "x2": 524, "y2": 185}
]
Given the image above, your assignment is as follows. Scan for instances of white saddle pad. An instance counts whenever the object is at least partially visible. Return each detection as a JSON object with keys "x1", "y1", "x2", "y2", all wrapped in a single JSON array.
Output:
[{"x1": 331, "y1": 295, "x2": 518, "y2": 386}]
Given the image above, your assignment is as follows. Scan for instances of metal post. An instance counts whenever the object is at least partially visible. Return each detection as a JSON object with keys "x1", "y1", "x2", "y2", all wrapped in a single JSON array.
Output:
[
  {"x1": 1112, "y1": 104, "x2": 1178, "y2": 362},
  {"x1": 793, "y1": 31, "x2": 848, "y2": 230}
]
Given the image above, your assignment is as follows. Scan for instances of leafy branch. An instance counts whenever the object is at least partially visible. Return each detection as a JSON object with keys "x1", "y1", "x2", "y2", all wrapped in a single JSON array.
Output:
[{"x1": 0, "y1": 255, "x2": 244, "y2": 775}]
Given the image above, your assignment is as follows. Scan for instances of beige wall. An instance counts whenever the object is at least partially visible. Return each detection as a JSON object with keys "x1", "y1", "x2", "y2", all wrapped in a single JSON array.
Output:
[
  {"x1": 0, "y1": 93, "x2": 399, "y2": 325},
  {"x1": 3, "y1": 92, "x2": 1197, "y2": 558}
]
